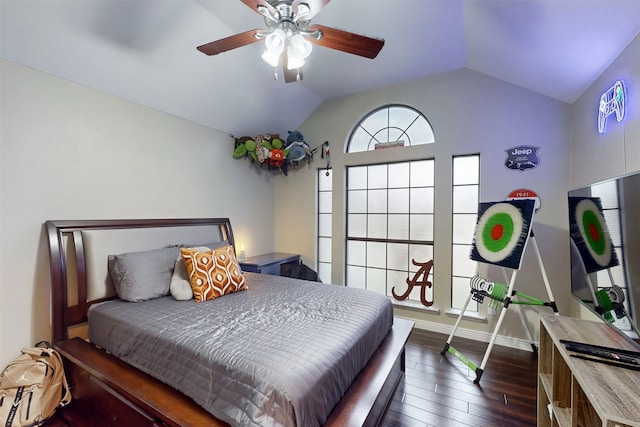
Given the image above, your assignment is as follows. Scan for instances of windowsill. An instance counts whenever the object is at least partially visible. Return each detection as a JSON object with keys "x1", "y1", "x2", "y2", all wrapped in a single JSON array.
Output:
[
  {"x1": 391, "y1": 299, "x2": 441, "y2": 315},
  {"x1": 445, "y1": 307, "x2": 487, "y2": 323}
]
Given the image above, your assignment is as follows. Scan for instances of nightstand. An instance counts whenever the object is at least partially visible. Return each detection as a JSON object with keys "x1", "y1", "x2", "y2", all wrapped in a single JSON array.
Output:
[{"x1": 239, "y1": 252, "x2": 300, "y2": 276}]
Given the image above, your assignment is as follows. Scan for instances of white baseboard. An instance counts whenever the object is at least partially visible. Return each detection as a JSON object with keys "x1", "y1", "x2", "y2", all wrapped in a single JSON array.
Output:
[{"x1": 398, "y1": 315, "x2": 537, "y2": 352}]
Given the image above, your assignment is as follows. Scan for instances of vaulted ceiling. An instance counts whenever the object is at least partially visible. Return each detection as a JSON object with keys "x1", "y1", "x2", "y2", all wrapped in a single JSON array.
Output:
[{"x1": 2, "y1": 0, "x2": 639, "y2": 137}]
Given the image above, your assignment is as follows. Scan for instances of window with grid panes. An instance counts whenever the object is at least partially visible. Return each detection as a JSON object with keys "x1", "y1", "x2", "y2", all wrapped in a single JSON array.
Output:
[
  {"x1": 451, "y1": 155, "x2": 480, "y2": 311},
  {"x1": 345, "y1": 160, "x2": 434, "y2": 305},
  {"x1": 346, "y1": 105, "x2": 434, "y2": 153},
  {"x1": 317, "y1": 168, "x2": 332, "y2": 283}
]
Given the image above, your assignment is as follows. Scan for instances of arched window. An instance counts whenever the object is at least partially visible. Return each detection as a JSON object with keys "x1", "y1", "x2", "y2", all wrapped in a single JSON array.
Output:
[
  {"x1": 346, "y1": 104, "x2": 434, "y2": 153},
  {"x1": 340, "y1": 105, "x2": 436, "y2": 306}
]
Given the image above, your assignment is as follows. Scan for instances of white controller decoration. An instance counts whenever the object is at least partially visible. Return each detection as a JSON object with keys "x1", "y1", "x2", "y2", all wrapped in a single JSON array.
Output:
[{"x1": 598, "y1": 80, "x2": 626, "y2": 134}]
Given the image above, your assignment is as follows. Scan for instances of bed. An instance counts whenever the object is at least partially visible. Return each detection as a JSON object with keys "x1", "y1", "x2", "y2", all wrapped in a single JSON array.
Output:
[{"x1": 45, "y1": 218, "x2": 413, "y2": 426}]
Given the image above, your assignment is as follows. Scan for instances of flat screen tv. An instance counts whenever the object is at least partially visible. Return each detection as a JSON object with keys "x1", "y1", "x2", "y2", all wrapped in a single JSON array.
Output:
[{"x1": 569, "y1": 170, "x2": 640, "y2": 346}]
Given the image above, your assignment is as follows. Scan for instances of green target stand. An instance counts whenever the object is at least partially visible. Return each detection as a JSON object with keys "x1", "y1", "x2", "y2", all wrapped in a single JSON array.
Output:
[{"x1": 441, "y1": 199, "x2": 558, "y2": 384}]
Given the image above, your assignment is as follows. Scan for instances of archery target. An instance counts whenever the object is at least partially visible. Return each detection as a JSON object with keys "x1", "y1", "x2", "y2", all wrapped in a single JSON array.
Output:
[
  {"x1": 569, "y1": 197, "x2": 618, "y2": 273},
  {"x1": 470, "y1": 199, "x2": 535, "y2": 269}
]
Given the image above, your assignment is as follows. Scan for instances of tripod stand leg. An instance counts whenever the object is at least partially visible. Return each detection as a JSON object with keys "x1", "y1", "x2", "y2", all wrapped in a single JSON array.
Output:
[
  {"x1": 513, "y1": 302, "x2": 537, "y2": 352},
  {"x1": 442, "y1": 290, "x2": 474, "y2": 354},
  {"x1": 530, "y1": 235, "x2": 558, "y2": 314},
  {"x1": 476, "y1": 270, "x2": 519, "y2": 383}
]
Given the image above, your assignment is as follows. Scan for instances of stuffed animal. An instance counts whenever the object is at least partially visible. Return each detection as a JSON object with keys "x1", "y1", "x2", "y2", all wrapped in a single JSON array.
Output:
[
  {"x1": 261, "y1": 134, "x2": 289, "y2": 169},
  {"x1": 234, "y1": 133, "x2": 305, "y2": 176},
  {"x1": 254, "y1": 135, "x2": 267, "y2": 163},
  {"x1": 269, "y1": 149, "x2": 285, "y2": 167},
  {"x1": 233, "y1": 136, "x2": 257, "y2": 161},
  {"x1": 285, "y1": 130, "x2": 312, "y2": 163}
]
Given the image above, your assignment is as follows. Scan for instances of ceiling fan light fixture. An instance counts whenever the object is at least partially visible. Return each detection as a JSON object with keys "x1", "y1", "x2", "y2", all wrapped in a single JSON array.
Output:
[
  {"x1": 256, "y1": 4, "x2": 279, "y2": 22},
  {"x1": 264, "y1": 28, "x2": 286, "y2": 53},
  {"x1": 287, "y1": 49, "x2": 306, "y2": 70},
  {"x1": 197, "y1": 1, "x2": 384, "y2": 83},
  {"x1": 261, "y1": 49, "x2": 281, "y2": 67},
  {"x1": 262, "y1": 28, "x2": 286, "y2": 67},
  {"x1": 295, "y1": 3, "x2": 310, "y2": 20},
  {"x1": 290, "y1": 33, "x2": 312, "y2": 59}
]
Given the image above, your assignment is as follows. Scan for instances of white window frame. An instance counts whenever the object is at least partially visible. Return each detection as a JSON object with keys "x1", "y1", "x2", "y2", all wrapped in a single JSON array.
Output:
[
  {"x1": 448, "y1": 154, "x2": 482, "y2": 319},
  {"x1": 345, "y1": 160, "x2": 436, "y2": 310},
  {"x1": 346, "y1": 104, "x2": 435, "y2": 153},
  {"x1": 317, "y1": 168, "x2": 332, "y2": 283}
]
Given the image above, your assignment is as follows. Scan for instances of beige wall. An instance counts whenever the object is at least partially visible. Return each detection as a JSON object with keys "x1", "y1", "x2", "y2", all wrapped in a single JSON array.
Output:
[
  {"x1": 0, "y1": 59, "x2": 277, "y2": 368},
  {"x1": 570, "y1": 34, "x2": 640, "y2": 189},
  {"x1": 567, "y1": 34, "x2": 640, "y2": 318},
  {"x1": 275, "y1": 68, "x2": 572, "y2": 348},
  {"x1": 2, "y1": 33, "x2": 637, "y2": 367},
  {"x1": 276, "y1": 34, "x2": 640, "y2": 345}
]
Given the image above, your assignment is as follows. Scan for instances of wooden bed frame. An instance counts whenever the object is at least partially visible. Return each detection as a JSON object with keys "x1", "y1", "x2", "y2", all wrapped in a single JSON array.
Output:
[{"x1": 45, "y1": 218, "x2": 413, "y2": 426}]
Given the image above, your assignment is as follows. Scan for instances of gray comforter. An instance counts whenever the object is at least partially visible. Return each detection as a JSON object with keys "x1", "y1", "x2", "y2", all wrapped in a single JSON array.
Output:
[{"x1": 88, "y1": 272, "x2": 393, "y2": 426}]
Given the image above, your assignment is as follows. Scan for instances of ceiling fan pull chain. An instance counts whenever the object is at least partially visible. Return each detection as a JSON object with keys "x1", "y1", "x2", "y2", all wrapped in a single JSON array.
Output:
[{"x1": 274, "y1": 66, "x2": 278, "y2": 81}]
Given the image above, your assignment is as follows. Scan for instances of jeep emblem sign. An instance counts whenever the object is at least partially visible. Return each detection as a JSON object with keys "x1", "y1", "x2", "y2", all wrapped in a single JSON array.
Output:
[{"x1": 504, "y1": 145, "x2": 540, "y2": 171}]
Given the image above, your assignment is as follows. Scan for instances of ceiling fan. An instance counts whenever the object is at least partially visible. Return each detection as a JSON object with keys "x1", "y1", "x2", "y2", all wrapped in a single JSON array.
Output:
[{"x1": 196, "y1": 0, "x2": 385, "y2": 83}]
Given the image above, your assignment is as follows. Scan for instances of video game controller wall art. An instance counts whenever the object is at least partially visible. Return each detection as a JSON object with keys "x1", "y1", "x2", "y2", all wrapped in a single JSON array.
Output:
[{"x1": 598, "y1": 80, "x2": 626, "y2": 134}]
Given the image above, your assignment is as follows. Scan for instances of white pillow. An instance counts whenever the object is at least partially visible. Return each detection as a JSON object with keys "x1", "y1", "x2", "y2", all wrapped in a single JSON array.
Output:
[{"x1": 170, "y1": 246, "x2": 214, "y2": 300}]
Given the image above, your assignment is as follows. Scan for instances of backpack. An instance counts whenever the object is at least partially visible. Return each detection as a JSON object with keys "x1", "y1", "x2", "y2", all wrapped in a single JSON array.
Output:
[
  {"x1": 281, "y1": 262, "x2": 322, "y2": 282},
  {"x1": 0, "y1": 341, "x2": 71, "y2": 426}
]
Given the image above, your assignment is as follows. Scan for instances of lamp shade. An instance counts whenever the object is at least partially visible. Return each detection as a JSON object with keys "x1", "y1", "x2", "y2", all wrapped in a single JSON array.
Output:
[
  {"x1": 265, "y1": 29, "x2": 286, "y2": 53},
  {"x1": 262, "y1": 29, "x2": 286, "y2": 67},
  {"x1": 290, "y1": 33, "x2": 312, "y2": 58},
  {"x1": 286, "y1": 48, "x2": 305, "y2": 70},
  {"x1": 261, "y1": 49, "x2": 281, "y2": 67}
]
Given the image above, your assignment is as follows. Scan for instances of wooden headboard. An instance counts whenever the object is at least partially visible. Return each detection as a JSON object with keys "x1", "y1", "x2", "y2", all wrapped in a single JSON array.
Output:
[{"x1": 45, "y1": 218, "x2": 235, "y2": 344}]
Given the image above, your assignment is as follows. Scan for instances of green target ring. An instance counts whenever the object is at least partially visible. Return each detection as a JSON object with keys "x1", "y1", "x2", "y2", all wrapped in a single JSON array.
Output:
[
  {"x1": 475, "y1": 203, "x2": 524, "y2": 264},
  {"x1": 575, "y1": 199, "x2": 612, "y2": 267},
  {"x1": 482, "y1": 212, "x2": 514, "y2": 252},
  {"x1": 582, "y1": 210, "x2": 606, "y2": 255}
]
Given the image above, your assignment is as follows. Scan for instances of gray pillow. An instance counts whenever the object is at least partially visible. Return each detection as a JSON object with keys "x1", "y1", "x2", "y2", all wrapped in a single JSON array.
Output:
[{"x1": 108, "y1": 246, "x2": 180, "y2": 302}]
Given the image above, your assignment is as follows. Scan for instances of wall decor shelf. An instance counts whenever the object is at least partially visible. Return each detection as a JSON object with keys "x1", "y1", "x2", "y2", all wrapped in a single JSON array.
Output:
[{"x1": 538, "y1": 314, "x2": 640, "y2": 427}]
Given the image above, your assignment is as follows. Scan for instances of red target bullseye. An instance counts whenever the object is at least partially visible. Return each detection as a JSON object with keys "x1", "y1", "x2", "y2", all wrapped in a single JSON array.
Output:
[
  {"x1": 491, "y1": 224, "x2": 504, "y2": 240},
  {"x1": 575, "y1": 198, "x2": 612, "y2": 268}
]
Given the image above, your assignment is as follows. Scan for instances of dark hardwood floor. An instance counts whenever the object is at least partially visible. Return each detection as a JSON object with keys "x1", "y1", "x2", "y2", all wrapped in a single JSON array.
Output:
[
  {"x1": 382, "y1": 328, "x2": 539, "y2": 427},
  {"x1": 47, "y1": 327, "x2": 537, "y2": 427}
]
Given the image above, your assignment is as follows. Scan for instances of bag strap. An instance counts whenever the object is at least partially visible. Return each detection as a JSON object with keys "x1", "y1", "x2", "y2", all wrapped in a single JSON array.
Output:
[
  {"x1": 34, "y1": 341, "x2": 52, "y2": 349},
  {"x1": 21, "y1": 347, "x2": 51, "y2": 358},
  {"x1": 50, "y1": 351, "x2": 72, "y2": 407},
  {"x1": 18, "y1": 346, "x2": 72, "y2": 408},
  {"x1": 5, "y1": 386, "x2": 24, "y2": 427}
]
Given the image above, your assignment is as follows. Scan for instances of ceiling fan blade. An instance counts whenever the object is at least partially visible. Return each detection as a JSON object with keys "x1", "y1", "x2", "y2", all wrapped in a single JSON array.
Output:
[
  {"x1": 283, "y1": 51, "x2": 303, "y2": 83},
  {"x1": 293, "y1": 0, "x2": 331, "y2": 20},
  {"x1": 197, "y1": 29, "x2": 262, "y2": 56},
  {"x1": 307, "y1": 24, "x2": 384, "y2": 59},
  {"x1": 240, "y1": 0, "x2": 277, "y2": 17}
]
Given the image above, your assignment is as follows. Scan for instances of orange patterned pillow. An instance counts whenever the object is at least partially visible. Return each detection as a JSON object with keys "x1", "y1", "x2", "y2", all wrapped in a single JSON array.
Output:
[{"x1": 180, "y1": 245, "x2": 247, "y2": 302}]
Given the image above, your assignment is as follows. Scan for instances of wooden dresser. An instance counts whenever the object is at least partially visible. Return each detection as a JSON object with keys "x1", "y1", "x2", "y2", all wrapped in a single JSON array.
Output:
[{"x1": 538, "y1": 314, "x2": 640, "y2": 427}]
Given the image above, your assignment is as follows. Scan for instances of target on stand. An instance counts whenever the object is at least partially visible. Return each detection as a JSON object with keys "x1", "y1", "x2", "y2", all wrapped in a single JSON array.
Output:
[
  {"x1": 568, "y1": 197, "x2": 618, "y2": 273},
  {"x1": 470, "y1": 199, "x2": 536, "y2": 269}
]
